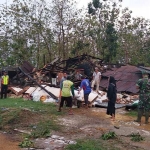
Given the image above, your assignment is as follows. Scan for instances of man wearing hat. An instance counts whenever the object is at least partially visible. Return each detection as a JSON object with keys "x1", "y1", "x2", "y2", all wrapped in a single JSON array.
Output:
[
  {"x1": 1, "y1": 71, "x2": 9, "y2": 99},
  {"x1": 135, "y1": 71, "x2": 150, "y2": 124}
]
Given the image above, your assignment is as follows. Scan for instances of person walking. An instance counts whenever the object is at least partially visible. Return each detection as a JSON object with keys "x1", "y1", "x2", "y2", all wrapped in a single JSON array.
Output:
[
  {"x1": 106, "y1": 76, "x2": 117, "y2": 121},
  {"x1": 58, "y1": 76, "x2": 74, "y2": 115},
  {"x1": 1, "y1": 71, "x2": 9, "y2": 99},
  {"x1": 91, "y1": 67, "x2": 101, "y2": 93},
  {"x1": 78, "y1": 76, "x2": 91, "y2": 108},
  {"x1": 135, "y1": 71, "x2": 150, "y2": 124}
]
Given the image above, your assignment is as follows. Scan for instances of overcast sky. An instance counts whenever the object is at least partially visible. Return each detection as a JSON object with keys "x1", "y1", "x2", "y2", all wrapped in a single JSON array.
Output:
[{"x1": 0, "y1": 0, "x2": 150, "y2": 19}]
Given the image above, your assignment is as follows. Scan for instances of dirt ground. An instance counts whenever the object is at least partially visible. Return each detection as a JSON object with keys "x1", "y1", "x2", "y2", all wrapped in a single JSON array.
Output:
[
  {"x1": 55, "y1": 107, "x2": 150, "y2": 150},
  {"x1": 1, "y1": 107, "x2": 150, "y2": 150},
  {"x1": 0, "y1": 133, "x2": 20, "y2": 150}
]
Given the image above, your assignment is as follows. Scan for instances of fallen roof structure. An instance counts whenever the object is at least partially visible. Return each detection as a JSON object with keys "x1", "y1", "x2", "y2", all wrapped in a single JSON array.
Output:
[{"x1": 100, "y1": 65, "x2": 142, "y2": 94}]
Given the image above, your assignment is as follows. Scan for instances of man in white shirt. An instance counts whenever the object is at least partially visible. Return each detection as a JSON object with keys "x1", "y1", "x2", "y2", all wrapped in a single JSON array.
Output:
[{"x1": 91, "y1": 67, "x2": 101, "y2": 93}]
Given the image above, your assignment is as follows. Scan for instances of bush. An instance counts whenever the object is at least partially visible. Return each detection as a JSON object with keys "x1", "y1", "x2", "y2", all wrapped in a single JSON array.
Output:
[{"x1": 101, "y1": 131, "x2": 117, "y2": 140}]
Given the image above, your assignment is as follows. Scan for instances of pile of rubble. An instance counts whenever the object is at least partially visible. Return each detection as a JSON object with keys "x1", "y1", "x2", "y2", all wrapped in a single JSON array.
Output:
[{"x1": 5, "y1": 54, "x2": 142, "y2": 107}]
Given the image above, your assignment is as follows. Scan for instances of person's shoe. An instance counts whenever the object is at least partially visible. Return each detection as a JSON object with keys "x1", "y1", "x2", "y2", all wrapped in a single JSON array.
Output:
[
  {"x1": 134, "y1": 120, "x2": 141, "y2": 123},
  {"x1": 145, "y1": 121, "x2": 149, "y2": 124}
]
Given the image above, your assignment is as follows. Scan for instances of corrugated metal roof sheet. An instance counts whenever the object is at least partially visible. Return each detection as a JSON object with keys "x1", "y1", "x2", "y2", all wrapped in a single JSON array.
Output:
[{"x1": 100, "y1": 65, "x2": 142, "y2": 94}]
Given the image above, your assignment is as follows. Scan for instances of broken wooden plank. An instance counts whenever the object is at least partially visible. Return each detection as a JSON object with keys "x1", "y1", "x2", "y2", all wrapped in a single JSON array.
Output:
[
  {"x1": 9, "y1": 87, "x2": 24, "y2": 96},
  {"x1": 19, "y1": 67, "x2": 58, "y2": 100}
]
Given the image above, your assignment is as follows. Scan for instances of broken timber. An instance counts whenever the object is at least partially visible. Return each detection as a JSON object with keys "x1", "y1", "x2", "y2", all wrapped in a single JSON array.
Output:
[{"x1": 19, "y1": 67, "x2": 58, "y2": 100}]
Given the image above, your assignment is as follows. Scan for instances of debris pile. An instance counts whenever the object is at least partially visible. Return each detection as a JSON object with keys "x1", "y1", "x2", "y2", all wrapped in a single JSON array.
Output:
[{"x1": 2, "y1": 54, "x2": 144, "y2": 107}]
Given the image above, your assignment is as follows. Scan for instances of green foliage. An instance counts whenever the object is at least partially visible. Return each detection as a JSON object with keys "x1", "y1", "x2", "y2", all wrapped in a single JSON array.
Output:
[
  {"x1": 101, "y1": 131, "x2": 117, "y2": 140},
  {"x1": 65, "y1": 138, "x2": 119, "y2": 150},
  {"x1": 0, "y1": 98, "x2": 61, "y2": 131},
  {"x1": 92, "y1": 0, "x2": 101, "y2": 9},
  {"x1": 71, "y1": 40, "x2": 90, "y2": 55},
  {"x1": 19, "y1": 137, "x2": 33, "y2": 148},
  {"x1": 104, "y1": 23, "x2": 118, "y2": 62},
  {"x1": 129, "y1": 133, "x2": 144, "y2": 142},
  {"x1": 30, "y1": 121, "x2": 52, "y2": 138},
  {"x1": 125, "y1": 110, "x2": 137, "y2": 117},
  {"x1": 0, "y1": 0, "x2": 150, "y2": 66},
  {"x1": 65, "y1": 139, "x2": 104, "y2": 150},
  {"x1": 0, "y1": 98, "x2": 59, "y2": 115},
  {"x1": 0, "y1": 109, "x2": 21, "y2": 129}
]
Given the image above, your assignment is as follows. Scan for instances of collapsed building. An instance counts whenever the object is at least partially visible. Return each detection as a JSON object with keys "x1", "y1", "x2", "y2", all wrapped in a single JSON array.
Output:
[{"x1": 1, "y1": 54, "x2": 149, "y2": 108}]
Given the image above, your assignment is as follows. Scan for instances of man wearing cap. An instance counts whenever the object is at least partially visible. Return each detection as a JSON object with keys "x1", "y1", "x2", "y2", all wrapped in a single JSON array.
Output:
[
  {"x1": 135, "y1": 71, "x2": 150, "y2": 124},
  {"x1": 1, "y1": 71, "x2": 9, "y2": 99}
]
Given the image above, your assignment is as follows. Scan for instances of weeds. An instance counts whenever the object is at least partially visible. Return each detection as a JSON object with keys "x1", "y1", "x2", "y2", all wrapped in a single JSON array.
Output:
[
  {"x1": 30, "y1": 120, "x2": 60, "y2": 138},
  {"x1": 65, "y1": 139, "x2": 103, "y2": 150},
  {"x1": 125, "y1": 110, "x2": 137, "y2": 117},
  {"x1": 101, "y1": 131, "x2": 117, "y2": 140},
  {"x1": 65, "y1": 139, "x2": 119, "y2": 150},
  {"x1": 129, "y1": 133, "x2": 144, "y2": 142},
  {"x1": 19, "y1": 137, "x2": 33, "y2": 148}
]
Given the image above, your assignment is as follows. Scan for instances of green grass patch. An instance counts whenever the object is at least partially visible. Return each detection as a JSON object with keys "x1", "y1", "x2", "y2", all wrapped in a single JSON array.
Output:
[
  {"x1": 65, "y1": 139, "x2": 119, "y2": 150},
  {"x1": 19, "y1": 137, "x2": 34, "y2": 148},
  {"x1": 0, "y1": 98, "x2": 62, "y2": 132},
  {"x1": 101, "y1": 131, "x2": 117, "y2": 140},
  {"x1": 0, "y1": 98, "x2": 60, "y2": 115},
  {"x1": 30, "y1": 120, "x2": 60, "y2": 138},
  {"x1": 125, "y1": 110, "x2": 137, "y2": 117},
  {"x1": 128, "y1": 133, "x2": 144, "y2": 142}
]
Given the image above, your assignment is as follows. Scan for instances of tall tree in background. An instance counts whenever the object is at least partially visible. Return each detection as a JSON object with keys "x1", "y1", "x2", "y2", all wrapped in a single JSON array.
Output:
[
  {"x1": 87, "y1": 0, "x2": 121, "y2": 62},
  {"x1": 0, "y1": 0, "x2": 150, "y2": 67}
]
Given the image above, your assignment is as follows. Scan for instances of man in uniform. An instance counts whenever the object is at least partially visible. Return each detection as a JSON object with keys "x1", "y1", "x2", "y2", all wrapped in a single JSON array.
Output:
[
  {"x1": 135, "y1": 71, "x2": 150, "y2": 124},
  {"x1": 1, "y1": 71, "x2": 9, "y2": 99}
]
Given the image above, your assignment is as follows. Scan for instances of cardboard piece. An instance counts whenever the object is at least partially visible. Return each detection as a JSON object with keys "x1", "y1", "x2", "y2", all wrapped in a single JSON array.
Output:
[{"x1": 9, "y1": 87, "x2": 24, "y2": 96}]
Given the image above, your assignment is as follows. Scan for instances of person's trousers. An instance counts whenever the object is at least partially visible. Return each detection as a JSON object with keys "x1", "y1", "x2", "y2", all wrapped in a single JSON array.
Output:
[
  {"x1": 91, "y1": 80, "x2": 100, "y2": 92},
  {"x1": 84, "y1": 93, "x2": 90, "y2": 105},
  {"x1": 1, "y1": 84, "x2": 8, "y2": 99},
  {"x1": 136, "y1": 108, "x2": 150, "y2": 124}
]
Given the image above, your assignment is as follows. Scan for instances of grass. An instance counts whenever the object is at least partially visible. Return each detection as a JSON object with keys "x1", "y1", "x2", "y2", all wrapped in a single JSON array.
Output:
[
  {"x1": 29, "y1": 120, "x2": 60, "y2": 138},
  {"x1": 128, "y1": 133, "x2": 144, "y2": 142},
  {"x1": 101, "y1": 131, "x2": 117, "y2": 140},
  {"x1": 125, "y1": 110, "x2": 138, "y2": 117},
  {"x1": 0, "y1": 98, "x2": 60, "y2": 115},
  {"x1": 65, "y1": 139, "x2": 119, "y2": 150},
  {"x1": 0, "y1": 98, "x2": 61, "y2": 133}
]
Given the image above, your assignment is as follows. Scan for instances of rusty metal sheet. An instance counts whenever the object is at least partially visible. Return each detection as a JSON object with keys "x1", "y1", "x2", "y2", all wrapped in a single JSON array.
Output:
[
  {"x1": 101, "y1": 65, "x2": 141, "y2": 93},
  {"x1": 100, "y1": 78, "x2": 108, "y2": 88},
  {"x1": 21, "y1": 61, "x2": 34, "y2": 73}
]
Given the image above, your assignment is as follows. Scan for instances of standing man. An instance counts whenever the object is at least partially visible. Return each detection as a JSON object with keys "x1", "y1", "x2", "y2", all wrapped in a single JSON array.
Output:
[
  {"x1": 78, "y1": 76, "x2": 91, "y2": 108},
  {"x1": 59, "y1": 71, "x2": 67, "y2": 88},
  {"x1": 91, "y1": 67, "x2": 101, "y2": 93},
  {"x1": 58, "y1": 76, "x2": 74, "y2": 115},
  {"x1": 1, "y1": 71, "x2": 9, "y2": 99},
  {"x1": 135, "y1": 71, "x2": 150, "y2": 124}
]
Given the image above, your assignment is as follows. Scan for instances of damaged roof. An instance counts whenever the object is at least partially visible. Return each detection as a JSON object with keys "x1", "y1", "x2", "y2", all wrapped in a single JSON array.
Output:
[{"x1": 100, "y1": 65, "x2": 142, "y2": 94}]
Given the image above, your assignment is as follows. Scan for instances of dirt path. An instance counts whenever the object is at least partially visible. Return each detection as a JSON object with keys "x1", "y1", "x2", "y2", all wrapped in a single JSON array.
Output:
[
  {"x1": 56, "y1": 107, "x2": 150, "y2": 150},
  {"x1": 0, "y1": 107, "x2": 150, "y2": 150},
  {"x1": 0, "y1": 133, "x2": 20, "y2": 150}
]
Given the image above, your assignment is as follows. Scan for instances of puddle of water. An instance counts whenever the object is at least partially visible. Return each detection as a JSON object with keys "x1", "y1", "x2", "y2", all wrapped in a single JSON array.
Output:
[{"x1": 0, "y1": 133, "x2": 20, "y2": 150}]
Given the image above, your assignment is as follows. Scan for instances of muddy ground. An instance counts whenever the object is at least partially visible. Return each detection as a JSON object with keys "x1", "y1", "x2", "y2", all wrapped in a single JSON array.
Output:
[{"x1": 1, "y1": 107, "x2": 150, "y2": 150}]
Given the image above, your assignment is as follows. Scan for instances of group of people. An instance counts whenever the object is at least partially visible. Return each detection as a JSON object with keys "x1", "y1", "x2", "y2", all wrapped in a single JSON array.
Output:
[
  {"x1": 57, "y1": 67, "x2": 117, "y2": 120},
  {"x1": 57, "y1": 68, "x2": 102, "y2": 115},
  {"x1": 0, "y1": 67, "x2": 149, "y2": 124},
  {"x1": 57, "y1": 68, "x2": 150, "y2": 124}
]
